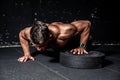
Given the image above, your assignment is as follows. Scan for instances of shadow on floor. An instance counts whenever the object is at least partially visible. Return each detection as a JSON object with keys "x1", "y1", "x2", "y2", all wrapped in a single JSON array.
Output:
[{"x1": 31, "y1": 49, "x2": 60, "y2": 63}]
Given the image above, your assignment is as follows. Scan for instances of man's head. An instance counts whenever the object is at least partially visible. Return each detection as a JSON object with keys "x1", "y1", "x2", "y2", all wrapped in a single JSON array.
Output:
[{"x1": 30, "y1": 21, "x2": 49, "y2": 46}]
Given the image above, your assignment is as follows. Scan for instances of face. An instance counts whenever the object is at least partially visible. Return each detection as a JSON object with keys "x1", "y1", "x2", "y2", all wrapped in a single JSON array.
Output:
[
  {"x1": 32, "y1": 34, "x2": 53, "y2": 51},
  {"x1": 34, "y1": 44, "x2": 45, "y2": 51},
  {"x1": 33, "y1": 37, "x2": 51, "y2": 51}
]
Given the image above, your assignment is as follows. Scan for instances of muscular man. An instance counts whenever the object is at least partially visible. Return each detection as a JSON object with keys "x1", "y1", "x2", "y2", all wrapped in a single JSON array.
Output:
[{"x1": 18, "y1": 20, "x2": 91, "y2": 62}]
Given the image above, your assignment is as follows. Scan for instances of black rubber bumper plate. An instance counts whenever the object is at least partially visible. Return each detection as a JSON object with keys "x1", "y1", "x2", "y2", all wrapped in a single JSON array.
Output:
[{"x1": 60, "y1": 51, "x2": 105, "y2": 69}]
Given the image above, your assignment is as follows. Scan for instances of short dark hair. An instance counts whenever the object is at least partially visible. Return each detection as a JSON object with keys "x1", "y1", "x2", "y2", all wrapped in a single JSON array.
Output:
[{"x1": 30, "y1": 21, "x2": 49, "y2": 45}]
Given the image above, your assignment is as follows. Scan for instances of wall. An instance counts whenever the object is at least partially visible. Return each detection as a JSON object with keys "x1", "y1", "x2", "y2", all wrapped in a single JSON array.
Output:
[{"x1": 0, "y1": 0, "x2": 119, "y2": 47}]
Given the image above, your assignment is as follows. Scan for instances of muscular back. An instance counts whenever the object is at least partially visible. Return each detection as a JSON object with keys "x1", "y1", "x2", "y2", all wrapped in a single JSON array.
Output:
[
  {"x1": 48, "y1": 22, "x2": 78, "y2": 47},
  {"x1": 47, "y1": 20, "x2": 90, "y2": 48}
]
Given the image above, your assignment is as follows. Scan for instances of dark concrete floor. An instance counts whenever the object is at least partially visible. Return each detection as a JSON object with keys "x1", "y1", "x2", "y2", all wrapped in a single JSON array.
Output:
[{"x1": 0, "y1": 45, "x2": 120, "y2": 80}]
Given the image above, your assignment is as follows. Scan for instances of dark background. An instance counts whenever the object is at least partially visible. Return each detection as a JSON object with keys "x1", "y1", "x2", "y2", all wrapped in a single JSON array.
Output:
[{"x1": 0, "y1": 0, "x2": 119, "y2": 46}]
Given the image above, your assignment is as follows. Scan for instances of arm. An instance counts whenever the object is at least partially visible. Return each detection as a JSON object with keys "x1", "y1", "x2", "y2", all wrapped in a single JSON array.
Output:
[
  {"x1": 19, "y1": 31, "x2": 31, "y2": 56},
  {"x1": 80, "y1": 22, "x2": 90, "y2": 47},
  {"x1": 70, "y1": 20, "x2": 91, "y2": 54},
  {"x1": 18, "y1": 29, "x2": 34, "y2": 62}
]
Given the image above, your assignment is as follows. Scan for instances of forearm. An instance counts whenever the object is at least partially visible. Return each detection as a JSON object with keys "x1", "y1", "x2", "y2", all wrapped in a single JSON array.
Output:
[
  {"x1": 19, "y1": 32, "x2": 31, "y2": 56},
  {"x1": 80, "y1": 25, "x2": 90, "y2": 47},
  {"x1": 20, "y1": 41, "x2": 31, "y2": 56},
  {"x1": 80, "y1": 34, "x2": 89, "y2": 48},
  {"x1": 80, "y1": 32, "x2": 90, "y2": 43}
]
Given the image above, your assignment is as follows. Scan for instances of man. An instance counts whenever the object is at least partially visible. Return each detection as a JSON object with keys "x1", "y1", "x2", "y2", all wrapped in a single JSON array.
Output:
[{"x1": 18, "y1": 20, "x2": 91, "y2": 62}]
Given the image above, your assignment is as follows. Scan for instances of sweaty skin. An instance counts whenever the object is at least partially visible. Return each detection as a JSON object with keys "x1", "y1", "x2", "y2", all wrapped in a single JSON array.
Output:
[{"x1": 18, "y1": 20, "x2": 91, "y2": 62}]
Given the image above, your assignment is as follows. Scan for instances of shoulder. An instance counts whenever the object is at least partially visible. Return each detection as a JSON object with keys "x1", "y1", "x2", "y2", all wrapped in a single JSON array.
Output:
[
  {"x1": 70, "y1": 20, "x2": 91, "y2": 33},
  {"x1": 20, "y1": 27, "x2": 31, "y2": 34},
  {"x1": 19, "y1": 27, "x2": 32, "y2": 39},
  {"x1": 71, "y1": 20, "x2": 91, "y2": 24},
  {"x1": 48, "y1": 24, "x2": 60, "y2": 37},
  {"x1": 50, "y1": 22, "x2": 63, "y2": 25},
  {"x1": 71, "y1": 20, "x2": 91, "y2": 28},
  {"x1": 48, "y1": 24, "x2": 59, "y2": 31},
  {"x1": 71, "y1": 20, "x2": 91, "y2": 27}
]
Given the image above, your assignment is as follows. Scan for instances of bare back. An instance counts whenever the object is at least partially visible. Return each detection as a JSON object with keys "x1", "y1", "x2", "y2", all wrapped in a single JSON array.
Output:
[
  {"x1": 48, "y1": 21, "x2": 88, "y2": 48},
  {"x1": 47, "y1": 20, "x2": 90, "y2": 48}
]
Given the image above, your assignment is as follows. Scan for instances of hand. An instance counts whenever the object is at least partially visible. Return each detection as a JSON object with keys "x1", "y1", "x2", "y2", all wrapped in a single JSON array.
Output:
[
  {"x1": 70, "y1": 47, "x2": 88, "y2": 54},
  {"x1": 17, "y1": 55, "x2": 34, "y2": 62}
]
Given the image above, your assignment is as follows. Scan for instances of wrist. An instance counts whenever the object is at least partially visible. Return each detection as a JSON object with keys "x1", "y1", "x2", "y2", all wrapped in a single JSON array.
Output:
[
  {"x1": 79, "y1": 43, "x2": 86, "y2": 48},
  {"x1": 24, "y1": 53, "x2": 30, "y2": 56}
]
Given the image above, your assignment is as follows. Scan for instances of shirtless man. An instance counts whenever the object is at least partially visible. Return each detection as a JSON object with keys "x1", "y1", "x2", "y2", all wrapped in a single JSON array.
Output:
[{"x1": 18, "y1": 20, "x2": 91, "y2": 62}]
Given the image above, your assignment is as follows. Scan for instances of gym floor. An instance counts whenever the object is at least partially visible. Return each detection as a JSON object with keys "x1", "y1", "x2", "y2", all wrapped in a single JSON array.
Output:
[{"x1": 0, "y1": 45, "x2": 120, "y2": 80}]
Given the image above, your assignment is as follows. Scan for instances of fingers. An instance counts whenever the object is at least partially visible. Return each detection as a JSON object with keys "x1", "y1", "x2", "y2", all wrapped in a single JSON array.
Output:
[
  {"x1": 70, "y1": 48, "x2": 88, "y2": 55},
  {"x1": 78, "y1": 49, "x2": 88, "y2": 54},
  {"x1": 83, "y1": 50, "x2": 88, "y2": 54},
  {"x1": 23, "y1": 57, "x2": 28, "y2": 62},
  {"x1": 70, "y1": 49, "x2": 77, "y2": 54},
  {"x1": 18, "y1": 56, "x2": 28, "y2": 62},
  {"x1": 17, "y1": 57, "x2": 25, "y2": 62},
  {"x1": 29, "y1": 56, "x2": 35, "y2": 61},
  {"x1": 70, "y1": 48, "x2": 81, "y2": 54},
  {"x1": 17, "y1": 56, "x2": 35, "y2": 62}
]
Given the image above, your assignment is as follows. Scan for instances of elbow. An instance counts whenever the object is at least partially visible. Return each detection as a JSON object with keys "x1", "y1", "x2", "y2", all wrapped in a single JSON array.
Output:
[
  {"x1": 86, "y1": 20, "x2": 91, "y2": 27},
  {"x1": 85, "y1": 21, "x2": 91, "y2": 31},
  {"x1": 19, "y1": 31, "x2": 22, "y2": 39},
  {"x1": 19, "y1": 31, "x2": 25, "y2": 42}
]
